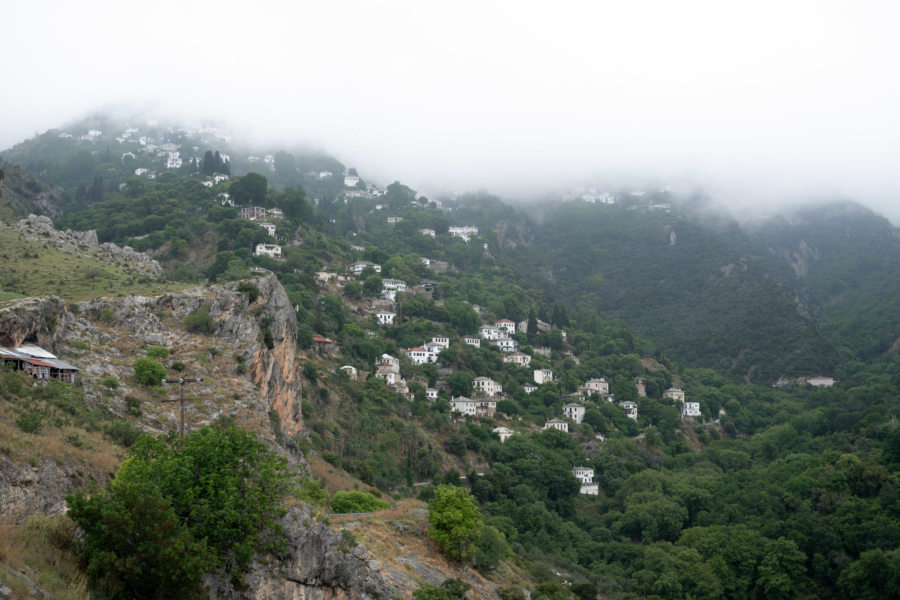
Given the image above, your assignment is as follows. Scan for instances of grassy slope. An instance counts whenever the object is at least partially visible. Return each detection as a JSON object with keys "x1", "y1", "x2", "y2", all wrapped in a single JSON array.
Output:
[{"x1": 0, "y1": 223, "x2": 187, "y2": 305}]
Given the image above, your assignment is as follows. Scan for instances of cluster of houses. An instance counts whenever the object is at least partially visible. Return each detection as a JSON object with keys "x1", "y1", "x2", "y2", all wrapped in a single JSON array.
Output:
[{"x1": 0, "y1": 345, "x2": 79, "y2": 384}]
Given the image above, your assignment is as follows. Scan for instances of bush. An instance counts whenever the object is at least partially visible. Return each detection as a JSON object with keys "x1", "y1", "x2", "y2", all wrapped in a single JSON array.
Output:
[
  {"x1": 329, "y1": 490, "x2": 390, "y2": 513},
  {"x1": 428, "y1": 485, "x2": 483, "y2": 562},
  {"x1": 133, "y1": 357, "x2": 166, "y2": 386},
  {"x1": 146, "y1": 345, "x2": 170, "y2": 360},
  {"x1": 101, "y1": 375, "x2": 119, "y2": 389},
  {"x1": 171, "y1": 360, "x2": 185, "y2": 372},
  {"x1": 16, "y1": 410, "x2": 43, "y2": 434},
  {"x1": 183, "y1": 304, "x2": 214, "y2": 334},
  {"x1": 105, "y1": 420, "x2": 143, "y2": 447},
  {"x1": 68, "y1": 426, "x2": 292, "y2": 596},
  {"x1": 237, "y1": 282, "x2": 260, "y2": 303}
]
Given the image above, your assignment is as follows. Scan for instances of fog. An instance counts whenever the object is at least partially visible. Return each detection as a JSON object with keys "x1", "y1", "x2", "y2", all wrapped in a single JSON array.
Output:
[{"x1": 3, "y1": 1, "x2": 899, "y2": 223}]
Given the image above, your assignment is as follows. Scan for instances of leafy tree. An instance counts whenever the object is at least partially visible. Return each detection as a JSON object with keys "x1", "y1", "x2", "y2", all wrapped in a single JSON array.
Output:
[
  {"x1": 474, "y1": 525, "x2": 510, "y2": 572},
  {"x1": 428, "y1": 485, "x2": 483, "y2": 562},
  {"x1": 330, "y1": 490, "x2": 390, "y2": 513},
  {"x1": 230, "y1": 172, "x2": 268, "y2": 205},
  {"x1": 68, "y1": 481, "x2": 211, "y2": 600},
  {"x1": 133, "y1": 357, "x2": 166, "y2": 386}
]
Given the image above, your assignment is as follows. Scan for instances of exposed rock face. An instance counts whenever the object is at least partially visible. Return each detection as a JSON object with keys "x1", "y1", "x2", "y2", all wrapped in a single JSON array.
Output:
[
  {"x1": 0, "y1": 456, "x2": 77, "y2": 522},
  {"x1": 206, "y1": 505, "x2": 396, "y2": 600},
  {"x1": 16, "y1": 214, "x2": 165, "y2": 279},
  {"x1": 0, "y1": 295, "x2": 67, "y2": 348},
  {"x1": 0, "y1": 158, "x2": 64, "y2": 220}
]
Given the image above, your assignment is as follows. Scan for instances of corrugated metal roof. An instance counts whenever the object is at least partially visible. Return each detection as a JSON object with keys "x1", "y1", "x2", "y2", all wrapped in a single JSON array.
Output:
[
  {"x1": 15, "y1": 345, "x2": 57, "y2": 359},
  {"x1": 42, "y1": 358, "x2": 79, "y2": 371}
]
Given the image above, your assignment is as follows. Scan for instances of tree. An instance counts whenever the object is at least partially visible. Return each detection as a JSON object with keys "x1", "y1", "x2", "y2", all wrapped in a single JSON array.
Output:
[
  {"x1": 133, "y1": 357, "x2": 166, "y2": 386},
  {"x1": 428, "y1": 485, "x2": 483, "y2": 562},
  {"x1": 230, "y1": 172, "x2": 268, "y2": 205}
]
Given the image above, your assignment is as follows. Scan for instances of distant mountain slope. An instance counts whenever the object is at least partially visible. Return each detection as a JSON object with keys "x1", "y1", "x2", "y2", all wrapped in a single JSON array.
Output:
[
  {"x1": 519, "y1": 203, "x2": 834, "y2": 382},
  {"x1": 0, "y1": 157, "x2": 63, "y2": 220},
  {"x1": 744, "y1": 201, "x2": 900, "y2": 360}
]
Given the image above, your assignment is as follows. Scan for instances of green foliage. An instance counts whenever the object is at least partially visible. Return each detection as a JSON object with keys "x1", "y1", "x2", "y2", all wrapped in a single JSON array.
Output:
[
  {"x1": 146, "y1": 345, "x2": 170, "y2": 360},
  {"x1": 68, "y1": 425, "x2": 292, "y2": 597},
  {"x1": 133, "y1": 357, "x2": 166, "y2": 386},
  {"x1": 104, "y1": 420, "x2": 142, "y2": 447},
  {"x1": 16, "y1": 409, "x2": 43, "y2": 433},
  {"x1": 237, "y1": 281, "x2": 260, "y2": 303},
  {"x1": 100, "y1": 375, "x2": 118, "y2": 389},
  {"x1": 329, "y1": 490, "x2": 390, "y2": 513},
  {"x1": 428, "y1": 485, "x2": 484, "y2": 563},
  {"x1": 474, "y1": 525, "x2": 510, "y2": 572},
  {"x1": 183, "y1": 304, "x2": 214, "y2": 333}
]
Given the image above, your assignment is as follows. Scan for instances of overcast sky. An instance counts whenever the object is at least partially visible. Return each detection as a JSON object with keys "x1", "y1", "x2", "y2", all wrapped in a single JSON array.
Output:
[{"x1": 2, "y1": 1, "x2": 899, "y2": 222}]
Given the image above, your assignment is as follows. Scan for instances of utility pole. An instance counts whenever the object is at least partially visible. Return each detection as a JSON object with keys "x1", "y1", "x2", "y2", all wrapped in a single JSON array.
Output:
[{"x1": 162, "y1": 377, "x2": 198, "y2": 439}]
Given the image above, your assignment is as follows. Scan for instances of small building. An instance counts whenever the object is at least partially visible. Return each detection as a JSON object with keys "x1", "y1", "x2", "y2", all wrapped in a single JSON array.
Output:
[
  {"x1": 380, "y1": 354, "x2": 400, "y2": 371},
  {"x1": 534, "y1": 369, "x2": 554, "y2": 385},
  {"x1": 0, "y1": 346, "x2": 79, "y2": 384},
  {"x1": 663, "y1": 387, "x2": 685, "y2": 402},
  {"x1": 494, "y1": 338, "x2": 518, "y2": 353},
  {"x1": 807, "y1": 376, "x2": 835, "y2": 387},
  {"x1": 476, "y1": 399, "x2": 497, "y2": 418},
  {"x1": 406, "y1": 347, "x2": 438, "y2": 365},
  {"x1": 493, "y1": 426, "x2": 515, "y2": 443},
  {"x1": 523, "y1": 384, "x2": 537, "y2": 394},
  {"x1": 240, "y1": 206, "x2": 267, "y2": 220},
  {"x1": 339, "y1": 365, "x2": 358, "y2": 380},
  {"x1": 450, "y1": 396, "x2": 477, "y2": 417},
  {"x1": 420, "y1": 229, "x2": 436, "y2": 237},
  {"x1": 620, "y1": 400, "x2": 638, "y2": 420},
  {"x1": 563, "y1": 403, "x2": 586, "y2": 424},
  {"x1": 473, "y1": 377, "x2": 503, "y2": 397},
  {"x1": 376, "y1": 312, "x2": 396, "y2": 326},
  {"x1": 375, "y1": 365, "x2": 401, "y2": 385},
  {"x1": 543, "y1": 418, "x2": 569, "y2": 433},
  {"x1": 426, "y1": 388, "x2": 439, "y2": 402},
  {"x1": 258, "y1": 222, "x2": 276, "y2": 237},
  {"x1": 681, "y1": 402, "x2": 702, "y2": 418},
  {"x1": 495, "y1": 319, "x2": 516, "y2": 334},
  {"x1": 581, "y1": 378, "x2": 609, "y2": 396},
  {"x1": 381, "y1": 279, "x2": 407, "y2": 293},
  {"x1": 503, "y1": 352, "x2": 531, "y2": 367},
  {"x1": 463, "y1": 337, "x2": 481, "y2": 348},
  {"x1": 348, "y1": 261, "x2": 382, "y2": 276},
  {"x1": 478, "y1": 325, "x2": 501, "y2": 340},
  {"x1": 572, "y1": 466, "x2": 594, "y2": 484},
  {"x1": 312, "y1": 336, "x2": 336, "y2": 355},
  {"x1": 430, "y1": 336, "x2": 450, "y2": 349},
  {"x1": 254, "y1": 243, "x2": 282, "y2": 259},
  {"x1": 344, "y1": 175, "x2": 360, "y2": 187},
  {"x1": 387, "y1": 216, "x2": 404, "y2": 223}
]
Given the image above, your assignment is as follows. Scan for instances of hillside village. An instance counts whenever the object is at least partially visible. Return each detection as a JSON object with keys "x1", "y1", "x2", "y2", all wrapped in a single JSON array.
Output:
[{"x1": 1, "y1": 118, "x2": 897, "y2": 600}]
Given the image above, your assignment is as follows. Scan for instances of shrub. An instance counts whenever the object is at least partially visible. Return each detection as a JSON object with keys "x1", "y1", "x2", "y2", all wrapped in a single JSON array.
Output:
[
  {"x1": 16, "y1": 410, "x2": 43, "y2": 434},
  {"x1": 105, "y1": 420, "x2": 143, "y2": 447},
  {"x1": 428, "y1": 485, "x2": 483, "y2": 562},
  {"x1": 262, "y1": 327, "x2": 274, "y2": 350},
  {"x1": 101, "y1": 375, "x2": 119, "y2": 389},
  {"x1": 98, "y1": 308, "x2": 114, "y2": 323},
  {"x1": 329, "y1": 490, "x2": 390, "y2": 513},
  {"x1": 146, "y1": 345, "x2": 170, "y2": 360},
  {"x1": 133, "y1": 357, "x2": 166, "y2": 387},
  {"x1": 183, "y1": 304, "x2": 214, "y2": 334},
  {"x1": 171, "y1": 361, "x2": 185, "y2": 372},
  {"x1": 237, "y1": 282, "x2": 260, "y2": 303}
]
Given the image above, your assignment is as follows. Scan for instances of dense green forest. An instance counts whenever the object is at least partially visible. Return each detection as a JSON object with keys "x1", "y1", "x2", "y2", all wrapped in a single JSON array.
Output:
[{"x1": 2, "y1": 119, "x2": 899, "y2": 599}]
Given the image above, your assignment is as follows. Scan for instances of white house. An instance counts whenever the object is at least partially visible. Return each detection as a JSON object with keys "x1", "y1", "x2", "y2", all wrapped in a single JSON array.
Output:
[
  {"x1": 494, "y1": 338, "x2": 518, "y2": 353},
  {"x1": 259, "y1": 222, "x2": 276, "y2": 237},
  {"x1": 523, "y1": 384, "x2": 537, "y2": 394},
  {"x1": 348, "y1": 261, "x2": 382, "y2": 276},
  {"x1": 420, "y1": 229, "x2": 436, "y2": 238},
  {"x1": 406, "y1": 347, "x2": 438, "y2": 365},
  {"x1": 681, "y1": 402, "x2": 702, "y2": 418},
  {"x1": 580, "y1": 481, "x2": 600, "y2": 495},
  {"x1": 620, "y1": 401, "x2": 638, "y2": 420},
  {"x1": 663, "y1": 387, "x2": 685, "y2": 402},
  {"x1": 534, "y1": 369, "x2": 554, "y2": 385},
  {"x1": 563, "y1": 403, "x2": 586, "y2": 424},
  {"x1": 339, "y1": 365, "x2": 358, "y2": 380},
  {"x1": 426, "y1": 388, "x2": 439, "y2": 402},
  {"x1": 380, "y1": 354, "x2": 400, "y2": 371},
  {"x1": 449, "y1": 225, "x2": 478, "y2": 241},
  {"x1": 572, "y1": 466, "x2": 594, "y2": 484},
  {"x1": 344, "y1": 175, "x2": 360, "y2": 187},
  {"x1": 543, "y1": 418, "x2": 569, "y2": 433},
  {"x1": 495, "y1": 319, "x2": 516, "y2": 334},
  {"x1": 376, "y1": 312, "x2": 396, "y2": 326},
  {"x1": 375, "y1": 365, "x2": 401, "y2": 385},
  {"x1": 387, "y1": 216, "x2": 404, "y2": 223},
  {"x1": 478, "y1": 325, "x2": 502, "y2": 340},
  {"x1": 382, "y1": 279, "x2": 407, "y2": 293},
  {"x1": 503, "y1": 352, "x2": 531, "y2": 367},
  {"x1": 463, "y1": 337, "x2": 481, "y2": 348},
  {"x1": 493, "y1": 426, "x2": 515, "y2": 443},
  {"x1": 430, "y1": 336, "x2": 450, "y2": 349},
  {"x1": 254, "y1": 243, "x2": 282, "y2": 259},
  {"x1": 807, "y1": 376, "x2": 835, "y2": 387},
  {"x1": 450, "y1": 396, "x2": 477, "y2": 417},
  {"x1": 581, "y1": 378, "x2": 610, "y2": 396},
  {"x1": 473, "y1": 377, "x2": 503, "y2": 397}
]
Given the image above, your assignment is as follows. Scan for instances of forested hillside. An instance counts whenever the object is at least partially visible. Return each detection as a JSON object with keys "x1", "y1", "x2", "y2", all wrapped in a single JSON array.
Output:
[{"x1": 1, "y1": 116, "x2": 898, "y2": 600}]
